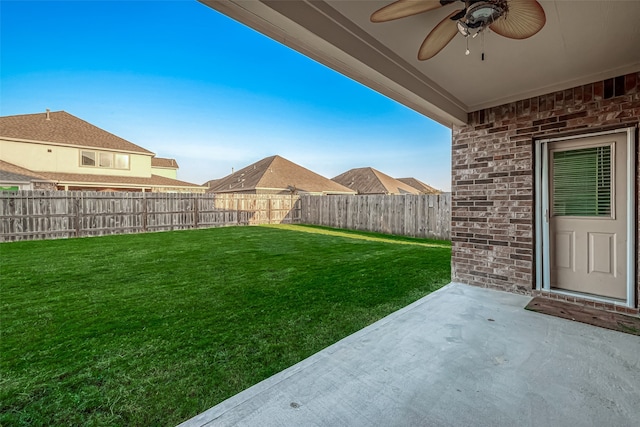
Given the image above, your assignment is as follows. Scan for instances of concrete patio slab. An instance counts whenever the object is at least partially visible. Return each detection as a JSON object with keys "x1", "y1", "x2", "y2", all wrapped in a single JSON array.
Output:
[{"x1": 179, "y1": 282, "x2": 640, "y2": 427}]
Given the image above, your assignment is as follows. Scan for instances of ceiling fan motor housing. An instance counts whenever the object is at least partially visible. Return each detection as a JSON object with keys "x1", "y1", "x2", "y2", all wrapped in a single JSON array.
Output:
[
  {"x1": 456, "y1": 0, "x2": 507, "y2": 37},
  {"x1": 370, "y1": 0, "x2": 545, "y2": 60}
]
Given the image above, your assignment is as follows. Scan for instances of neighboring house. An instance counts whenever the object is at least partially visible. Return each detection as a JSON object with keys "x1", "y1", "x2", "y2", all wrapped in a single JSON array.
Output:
[
  {"x1": 396, "y1": 178, "x2": 441, "y2": 195},
  {"x1": 206, "y1": 155, "x2": 356, "y2": 195},
  {"x1": 151, "y1": 157, "x2": 179, "y2": 179},
  {"x1": 202, "y1": 1, "x2": 639, "y2": 313},
  {"x1": 332, "y1": 167, "x2": 421, "y2": 195},
  {"x1": 0, "y1": 160, "x2": 56, "y2": 191},
  {"x1": 0, "y1": 110, "x2": 204, "y2": 193},
  {"x1": 204, "y1": 178, "x2": 220, "y2": 189}
]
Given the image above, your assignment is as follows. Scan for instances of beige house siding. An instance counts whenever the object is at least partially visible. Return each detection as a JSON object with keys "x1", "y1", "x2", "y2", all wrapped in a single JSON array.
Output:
[
  {"x1": 150, "y1": 186, "x2": 205, "y2": 194},
  {"x1": 150, "y1": 158, "x2": 179, "y2": 179},
  {"x1": 1, "y1": 111, "x2": 204, "y2": 193},
  {"x1": 151, "y1": 166, "x2": 178, "y2": 179},
  {"x1": 0, "y1": 138, "x2": 152, "y2": 178}
]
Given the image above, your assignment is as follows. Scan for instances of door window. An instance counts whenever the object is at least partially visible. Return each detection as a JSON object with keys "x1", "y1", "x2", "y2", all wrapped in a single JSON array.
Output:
[{"x1": 552, "y1": 145, "x2": 612, "y2": 217}]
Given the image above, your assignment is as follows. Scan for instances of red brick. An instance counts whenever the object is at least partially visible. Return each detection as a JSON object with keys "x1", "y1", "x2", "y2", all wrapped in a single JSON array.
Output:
[
  {"x1": 452, "y1": 71, "x2": 640, "y2": 305},
  {"x1": 593, "y1": 81, "x2": 604, "y2": 100},
  {"x1": 625, "y1": 73, "x2": 638, "y2": 94}
]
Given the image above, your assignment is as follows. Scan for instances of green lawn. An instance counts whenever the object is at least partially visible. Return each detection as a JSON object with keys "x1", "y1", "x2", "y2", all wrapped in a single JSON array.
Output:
[{"x1": 0, "y1": 224, "x2": 451, "y2": 426}]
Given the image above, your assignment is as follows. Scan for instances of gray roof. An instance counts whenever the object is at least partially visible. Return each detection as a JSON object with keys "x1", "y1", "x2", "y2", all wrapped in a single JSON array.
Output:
[
  {"x1": 0, "y1": 111, "x2": 154, "y2": 154},
  {"x1": 152, "y1": 157, "x2": 179, "y2": 168},
  {"x1": 40, "y1": 172, "x2": 204, "y2": 189},
  {"x1": 332, "y1": 167, "x2": 421, "y2": 195},
  {"x1": 0, "y1": 160, "x2": 202, "y2": 189},
  {"x1": 396, "y1": 177, "x2": 441, "y2": 194},
  {"x1": 0, "y1": 160, "x2": 53, "y2": 183},
  {"x1": 207, "y1": 155, "x2": 356, "y2": 195}
]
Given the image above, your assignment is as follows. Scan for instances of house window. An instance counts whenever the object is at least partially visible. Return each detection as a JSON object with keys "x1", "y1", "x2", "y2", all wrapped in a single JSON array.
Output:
[
  {"x1": 552, "y1": 145, "x2": 612, "y2": 217},
  {"x1": 99, "y1": 152, "x2": 113, "y2": 168},
  {"x1": 115, "y1": 153, "x2": 129, "y2": 169},
  {"x1": 81, "y1": 151, "x2": 96, "y2": 166},
  {"x1": 80, "y1": 150, "x2": 130, "y2": 170}
]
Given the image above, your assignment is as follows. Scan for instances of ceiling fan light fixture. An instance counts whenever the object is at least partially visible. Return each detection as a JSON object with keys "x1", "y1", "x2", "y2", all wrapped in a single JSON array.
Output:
[
  {"x1": 457, "y1": 21, "x2": 470, "y2": 37},
  {"x1": 456, "y1": 20, "x2": 483, "y2": 40}
]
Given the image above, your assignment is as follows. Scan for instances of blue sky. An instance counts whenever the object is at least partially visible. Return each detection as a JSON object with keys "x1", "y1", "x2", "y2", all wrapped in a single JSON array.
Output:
[{"x1": 1, "y1": 0, "x2": 452, "y2": 190}]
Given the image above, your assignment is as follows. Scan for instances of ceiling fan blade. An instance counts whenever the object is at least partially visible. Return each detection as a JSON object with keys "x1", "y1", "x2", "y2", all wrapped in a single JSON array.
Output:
[
  {"x1": 371, "y1": 0, "x2": 446, "y2": 23},
  {"x1": 490, "y1": 0, "x2": 546, "y2": 39},
  {"x1": 418, "y1": 9, "x2": 461, "y2": 60}
]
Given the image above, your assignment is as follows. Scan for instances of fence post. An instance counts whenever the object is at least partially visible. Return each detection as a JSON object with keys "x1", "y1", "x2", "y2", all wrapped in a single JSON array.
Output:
[
  {"x1": 74, "y1": 192, "x2": 81, "y2": 237},
  {"x1": 142, "y1": 193, "x2": 148, "y2": 232},
  {"x1": 235, "y1": 196, "x2": 240, "y2": 225},
  {"x1": 0, "y1": 191, "x2": 451, "y2": 242},
  {"x1": 194, "y1": 195, "x2": 199, "y2": 229}
]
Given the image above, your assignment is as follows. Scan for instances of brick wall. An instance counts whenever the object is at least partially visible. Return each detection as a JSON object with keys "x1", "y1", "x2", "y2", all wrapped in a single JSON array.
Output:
[{"x1": 451, "y1": 72, "x2": 639, "y2": 307}]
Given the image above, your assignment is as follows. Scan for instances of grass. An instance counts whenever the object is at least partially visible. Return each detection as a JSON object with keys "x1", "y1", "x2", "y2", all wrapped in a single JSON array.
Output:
[{"x1": 0, "y1": 224, "x2": 451, "y2": 426}]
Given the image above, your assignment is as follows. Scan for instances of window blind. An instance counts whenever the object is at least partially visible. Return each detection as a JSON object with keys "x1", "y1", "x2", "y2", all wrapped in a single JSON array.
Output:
[{"x1": 552, "y1": 146, "x2": 611, "y2": 216}]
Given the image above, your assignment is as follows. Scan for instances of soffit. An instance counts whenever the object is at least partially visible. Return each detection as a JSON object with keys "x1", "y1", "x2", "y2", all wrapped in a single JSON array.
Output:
[{"x1": 200, "y1": 0, "x2": 640, "y2": 128}]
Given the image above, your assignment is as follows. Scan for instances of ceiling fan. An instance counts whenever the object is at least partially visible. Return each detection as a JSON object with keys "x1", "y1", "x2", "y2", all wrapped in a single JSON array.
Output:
[{"x1": 370, "y1": 0, "x2": 546, "y2": 60}]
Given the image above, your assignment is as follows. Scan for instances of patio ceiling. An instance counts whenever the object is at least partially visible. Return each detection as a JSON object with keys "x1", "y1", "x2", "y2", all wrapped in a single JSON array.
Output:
[{"x1": 200, "y1": 1, "x2": 640, "y2": 128}]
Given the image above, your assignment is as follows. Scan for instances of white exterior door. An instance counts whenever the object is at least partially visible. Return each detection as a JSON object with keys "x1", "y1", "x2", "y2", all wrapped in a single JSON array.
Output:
[{"x1": 548, "y1": 133, "x2": 627, "y2": 299}]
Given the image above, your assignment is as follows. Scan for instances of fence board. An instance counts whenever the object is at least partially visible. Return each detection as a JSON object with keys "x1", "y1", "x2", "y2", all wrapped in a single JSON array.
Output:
[
  {"x1": 0, "y1": 192, "x2": 302, "y2": 242},
  {"x1": 297, "y1": 194, "x2": 450, "y2": 240},
  {"x1": 0, "y1": 192, "x2": 449, "y2": 242}
]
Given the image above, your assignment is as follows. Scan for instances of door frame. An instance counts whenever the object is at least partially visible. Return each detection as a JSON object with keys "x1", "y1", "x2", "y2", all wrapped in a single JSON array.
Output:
[{"x1": 535, "y1": 127, "x2": 637, "y2": 308}]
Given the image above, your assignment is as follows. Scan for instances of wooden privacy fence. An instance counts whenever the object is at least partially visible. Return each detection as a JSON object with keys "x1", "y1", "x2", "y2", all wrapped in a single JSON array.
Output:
[
  {"x1": 0, "y1": 192, "x2": 300, "y2": 242},
  {"x1": 299, "y1": 194, "x2": 450, "y2": 240},
  {"x1": 0, "y1": 192, "x2": 450, "y2": 242}
]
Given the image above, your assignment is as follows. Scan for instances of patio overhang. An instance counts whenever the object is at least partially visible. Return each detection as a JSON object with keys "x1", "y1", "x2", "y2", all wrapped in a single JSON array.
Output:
[{"x1": 199, "y1": 0, "x2": 640, "y2": 128}]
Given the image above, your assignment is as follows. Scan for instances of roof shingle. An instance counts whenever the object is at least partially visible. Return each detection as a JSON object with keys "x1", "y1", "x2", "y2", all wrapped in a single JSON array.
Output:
[
  {"x1": 396, "y1": 177, "x2": 440, "y2": 194},
  {"x1": 151, "y1": 157, "x2": 179, "y2": 168},
  {"x1": 207, "y1": 155, "x2": 356, "y2": 195},
  {"x1": 39, "y1": 171, "x2": 203, "y2": 188},
  {"x1": 332, "y1": 167, "x2": 421, "y2": 195},
  {"x1": 0, "y1": 160, "x2": 54, "y2": 183},
  {"x1": 0, "y1": 111, "x2": 154, "y2": 154}
]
